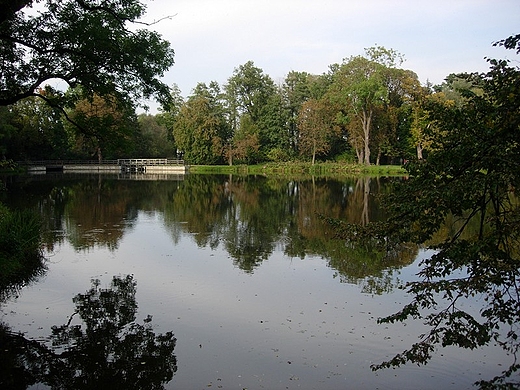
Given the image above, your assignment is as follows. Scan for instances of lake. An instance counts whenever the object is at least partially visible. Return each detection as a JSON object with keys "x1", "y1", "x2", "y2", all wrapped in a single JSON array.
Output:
[{"x1": 0, "y1": 173, "x2": 510, "y2": 389}]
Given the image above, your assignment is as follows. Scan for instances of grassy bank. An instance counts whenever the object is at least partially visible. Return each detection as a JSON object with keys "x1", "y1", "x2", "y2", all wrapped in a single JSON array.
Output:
[
  {"x1": 0, "y1": 203, "x2": 45, "y2": 291},
  {"x1": 188, "y1": 162, "x2": 407, "y2": 176}
]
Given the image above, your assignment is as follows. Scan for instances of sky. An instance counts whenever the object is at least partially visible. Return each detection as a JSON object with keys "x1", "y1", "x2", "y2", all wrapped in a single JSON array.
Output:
[{"x1": 141, "y1": 0, "x2": 519, "y2": 108}]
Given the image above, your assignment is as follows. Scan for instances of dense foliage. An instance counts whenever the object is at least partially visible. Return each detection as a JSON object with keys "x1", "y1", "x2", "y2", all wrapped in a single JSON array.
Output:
[
  {"x1": 327, "y1": 35, "x2": 520, "y2": 388},
  {"x1": 0, "y1": 2, "x2": 482, "y2": 167},
  {"x1": 1, "y1": 24, "x2": 439, "y2": 165},
  {"x1": 163, "y1": 52, "x2": 426, "y2": 166},
  {"x1": 0, "y1": 0, "x2": 175, "y2": 160},
  {"x1": 0, "y1": 0, "x2": 174, "y2": 108},
  {"x1": 0, "y1": 203, "x2": 44, "y2": 295}
]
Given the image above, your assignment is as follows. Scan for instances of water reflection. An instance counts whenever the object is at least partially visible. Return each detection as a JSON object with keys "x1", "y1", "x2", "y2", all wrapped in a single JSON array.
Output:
[
  {"x1": 0, "y1": 275, "x2": 177, "y2": 389},
  {"x1": 0, "y1": 246, "x2": 47, "y2": 302},
  {"x1": 5, "y1": 173, "x2": 416, "y2": 290}
]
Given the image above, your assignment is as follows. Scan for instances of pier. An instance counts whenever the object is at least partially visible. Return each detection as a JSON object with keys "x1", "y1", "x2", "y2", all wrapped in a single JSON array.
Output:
[
  {"x1": 21, "y1": 159, "x2": 186, "y2": 174},
  {"x1": 118, "y1": 159, "x2": 185, "y2": 173}
]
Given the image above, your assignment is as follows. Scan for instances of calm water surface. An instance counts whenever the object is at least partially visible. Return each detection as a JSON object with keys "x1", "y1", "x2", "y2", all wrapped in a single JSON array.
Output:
[{"x1": 0, "y1": 173, "x2": 509, "y2": 389}]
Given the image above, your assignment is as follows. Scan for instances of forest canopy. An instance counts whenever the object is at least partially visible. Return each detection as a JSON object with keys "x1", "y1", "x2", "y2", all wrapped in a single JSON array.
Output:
[{"x1": 0, "y1": 0, "x2": 175, "y2": 109}]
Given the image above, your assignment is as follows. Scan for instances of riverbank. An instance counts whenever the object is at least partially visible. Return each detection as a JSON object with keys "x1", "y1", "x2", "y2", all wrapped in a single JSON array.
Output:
[
  {"x1": 0, "y1": 203, "x2": 45, "y2": 294},
  {"x1": 188, "y1": 162, "x2": 407, "y2": 176}
]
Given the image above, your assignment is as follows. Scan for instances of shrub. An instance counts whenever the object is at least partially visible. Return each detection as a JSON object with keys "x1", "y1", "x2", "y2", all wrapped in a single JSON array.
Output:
[{"x1": 0, "y1": 204, "x2": 45, "y2": 290}]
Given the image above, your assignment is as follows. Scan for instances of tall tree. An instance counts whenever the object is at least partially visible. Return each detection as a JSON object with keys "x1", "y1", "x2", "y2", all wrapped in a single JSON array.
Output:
[
  {"x1": 373, "y1": 68, "x2": 422, "y2": 164},
  {"x1": 283, "y1": 71, "x2": 313, "y2": 154},
  {"x1": 328, "y1": 36, "x2": 520, "y2": 388},
  {"x1": 173, "y1": 83, "x2": 229, "y2": 165},
  {"x1": 0, "y1": 0, "x2": 175, "y2": 110},
  {"x1": 225, "y1": 61, "x2": 276, "y2": 123},
  {"x1": 297, "y1": 98, "x2": 339, "y2": 164},
  {"x1": 328, "y1": 46, "x2": 411, "y2": 165},
  {"x1": 258, "y1": 91, "x2": 291, "y2": 161},
  {"x1": 66, "y1": 91, "x2": 138, "y2": 161},
  {"x1": 328, "y1": 55, "x2": 387, "y2": 164},
  {"x1": 157, "y1": 84, "x2": 184, "y2": 146},
  {"x1": 224, "y1": 61, "x2": 281, "y2": 162}
]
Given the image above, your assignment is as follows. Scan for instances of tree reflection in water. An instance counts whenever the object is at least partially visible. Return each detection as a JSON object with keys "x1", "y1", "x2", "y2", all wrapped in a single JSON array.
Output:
[
  {"x1": 0, "y1": 275, "x2": 177, "y2": 389},
  {"x1": 6, "y1": 174, "x2": 416, "y2": 292}
]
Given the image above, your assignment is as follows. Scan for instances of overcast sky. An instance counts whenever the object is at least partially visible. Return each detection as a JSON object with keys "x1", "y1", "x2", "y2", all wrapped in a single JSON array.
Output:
[{"x1": 142, "y1": 0, "x2": 519, "y2": 105}]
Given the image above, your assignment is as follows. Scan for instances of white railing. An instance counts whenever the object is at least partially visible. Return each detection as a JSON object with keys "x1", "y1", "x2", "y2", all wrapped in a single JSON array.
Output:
[
  {"x1": 117, "y1": 159, "x2": 184, "y2": 166},
  {"x1": 19, "y1": 159, "x2": 184, "y2": 166},
  {"x1": 20, "y1": 160, "x2": 119, "y2": 166}
]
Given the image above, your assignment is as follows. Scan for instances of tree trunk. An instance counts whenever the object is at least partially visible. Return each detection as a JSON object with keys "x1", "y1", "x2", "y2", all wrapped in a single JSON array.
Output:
[
  {"x1": 356, "y1": 148, "x2": 363, "y2": 164},
  {"x1": 416, "y1": 143, "x2": 423, "y2": 160},
  {"x1": 228, "y1": 144, "x2": 233, "y2": 166},
  {"x1": 311, "y1": 138, "x2": 317, "y2": 165},
  {"x1": 362, "y1": 110, "x2": 371, "y2": 165},
  {"x1": 96, "y1": 146, "x2": 102, "y2": 163}
]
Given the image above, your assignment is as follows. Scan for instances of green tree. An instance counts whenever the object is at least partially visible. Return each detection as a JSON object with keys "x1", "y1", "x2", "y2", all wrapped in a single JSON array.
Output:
[
  {"x1": 330, "y1": 36, "x2": 520, "y2": 388},
  {"x1": 136, "y1": 114, "x2": 176, "y2": 158},
  {"x1": 224, "y1": 61, "x2": 282, "y2": 162},
  {"x1": 231, "y1": 114, "x2": 261, "y2": 164},
  {"x1": 409, "y1": 75, "x2": 484, "y2": 161},
  {"x1": 328, "y1": 54, "x2": 388, "y2": 164},
  {"x1": 328, "y1": 46, "x2": 413, "y2": 165},
  {"x1": 373, "y1": 68, "x2": 422, "y2": 164},
  {"x1": 0, "y1": 0, "x2": 174, "y2": 110},
  {"x1": 157, "y1": 84, "x2": 184, "y2": 149},
  {"x1": 0, "y1": 87, "x2": 69, "y2": 160},
  {"x1": 409, "y1": 98, "x2": 431, "y2": 160},
  {"x1": 65, "y1": 91, "x2": 138, "y2": 161},
  {"x1": 225, "y1": 61, "x2": 276, "y2": 123},
  {"x1": 282, "y1": 71, "x2": 314, "y2": 155},
  {"x1": 258, "y1": 91, "x2": 291, "y2": 162},
  {"x1": 297, "y1": 98, "x2": 340, "y2": 164},
  {"x1": 281, "y1": 71, "x2": 332, "y2": 158},
  {"x1": 173, "y1": 83, "x2": 229, "y2": 164}
]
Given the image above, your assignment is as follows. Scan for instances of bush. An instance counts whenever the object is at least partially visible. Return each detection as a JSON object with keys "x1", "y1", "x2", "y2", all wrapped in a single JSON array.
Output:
[
  {"x1": 266, "y1": 147, "x2": 294, "y2": 162},
  {"x1": 334, "y1": 150, "x2": 357, "y2": 163},
  {"x1": 0, "y1": 204, "x2": 45, "y2": 289}
]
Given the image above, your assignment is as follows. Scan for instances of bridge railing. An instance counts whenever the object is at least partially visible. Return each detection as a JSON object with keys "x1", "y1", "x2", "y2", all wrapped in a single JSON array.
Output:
[
  {"x1": 18, "y1": 159, "x2": 184, "y2": 166},
  {"x1": 117, "y1": 159, "x2": 184, "y2": 166},
  {"x1": 18, "y1": 160, "x2": 119, "y2": 166}
]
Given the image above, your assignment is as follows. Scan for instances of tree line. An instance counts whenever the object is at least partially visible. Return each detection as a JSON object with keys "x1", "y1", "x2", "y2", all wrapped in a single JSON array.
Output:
[
  {"x1": 159, "y1": 52, "x2": 486, "y2": 166},
  {"x1": 1, "y1": 46, "x2": 478, "y2": 165}
]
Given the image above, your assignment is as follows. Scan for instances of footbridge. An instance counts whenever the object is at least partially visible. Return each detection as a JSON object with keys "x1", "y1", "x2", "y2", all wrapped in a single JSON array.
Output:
[{"x1": 21, "y1": 159, "x2": 186, "y2": 174}]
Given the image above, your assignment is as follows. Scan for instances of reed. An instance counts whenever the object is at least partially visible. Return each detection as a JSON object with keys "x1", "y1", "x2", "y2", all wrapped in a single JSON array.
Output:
[
  {"x1": 188, "y1": 162, "x2": 407, "y2": 176},
  {"x1": 0, "y1": 204, "x2": 45, "y2": 289}
]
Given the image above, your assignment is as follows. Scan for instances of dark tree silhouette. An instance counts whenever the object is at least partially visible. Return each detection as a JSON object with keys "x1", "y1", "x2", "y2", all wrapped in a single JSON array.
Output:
[{"x1": 0, "y1": 275, "x2": 177, "y2": 389}]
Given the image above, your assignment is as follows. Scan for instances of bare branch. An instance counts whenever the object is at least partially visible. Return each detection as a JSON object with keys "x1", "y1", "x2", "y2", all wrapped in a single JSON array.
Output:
[{"x1": 135, "y1": 13, "x2": 178, "y2": 26}]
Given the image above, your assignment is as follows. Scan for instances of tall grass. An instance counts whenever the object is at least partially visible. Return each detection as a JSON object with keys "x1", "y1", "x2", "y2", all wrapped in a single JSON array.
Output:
[
  {"x1": 188, "y1": 162, "x2": 407, "y2": 176},
  {"x1": 0, "y1": 203, "x2": 46, "y2": 293}
]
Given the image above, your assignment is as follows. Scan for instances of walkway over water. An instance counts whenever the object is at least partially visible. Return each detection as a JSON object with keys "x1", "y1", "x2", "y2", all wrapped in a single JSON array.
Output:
[
  {"x1": 118, "y1": 159, "x2": 185, "y2": 173},
  {"x1": 21, "y1": 159, "x2": 186, "y2": 174}
]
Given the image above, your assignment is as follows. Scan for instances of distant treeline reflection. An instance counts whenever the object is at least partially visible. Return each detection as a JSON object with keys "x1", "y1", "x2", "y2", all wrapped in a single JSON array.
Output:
[{"x1": 6, "y1": 174, "x2": 417, "y2": 289}]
